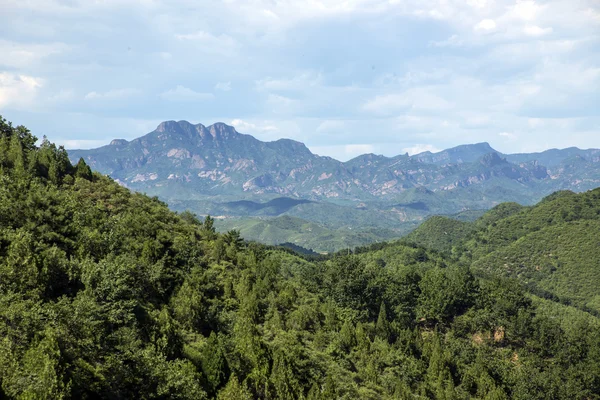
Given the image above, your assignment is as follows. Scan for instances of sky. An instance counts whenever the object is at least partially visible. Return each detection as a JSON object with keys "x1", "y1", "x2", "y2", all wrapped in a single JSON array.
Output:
[{"x1": 0, "y1": 0, "x2": 599, "y2": 161}]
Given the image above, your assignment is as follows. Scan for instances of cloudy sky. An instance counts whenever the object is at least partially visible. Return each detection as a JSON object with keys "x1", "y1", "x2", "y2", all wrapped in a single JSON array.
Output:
[{"x1": 1, "y1": 0, "x2": 599, "y2": 161}]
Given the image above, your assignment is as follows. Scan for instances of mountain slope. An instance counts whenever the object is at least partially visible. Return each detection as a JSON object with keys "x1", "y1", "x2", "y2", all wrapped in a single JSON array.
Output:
[
  {"x1": 405, "y1": 216, "x2": 476, "y2": 253},
  {"x1": 405, "y1": 187, "x2": 600, "y2": 314},
  {"x1": 473, "y1": 219, "x2": 600, "y2": 312}
]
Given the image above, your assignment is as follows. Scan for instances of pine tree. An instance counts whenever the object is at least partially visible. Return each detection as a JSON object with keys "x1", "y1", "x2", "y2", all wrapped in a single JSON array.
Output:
[
  {"x1": 75, "y1": 158, "x2": 93, "y2": 180},
  {"x1": 393, "y1": 381, "x2": 413, "y2": 400},
  {"x1": 322, "y1": 373, "x2": 337, "y2": 400},
  {"x1": 217, "y1": 375, "x2": 253, "y2": 400},
  {"x1": 202, "y1": 332, "x2": 229, "y2": 394},
  {"x1": 356, "y1": 322, "x2": 370, "y2": 351},
  {"x1": 27, "y1": 151, "x2": 42, "y2": 177},
  {"x1": 48, "y1": 160, "x2": 60, "y2": 185},
  {"x1": 307, "y1": 382, "x2": 321, "y2": 400},
  {"x1": 0, "y1": 135, "x2": 10, "y2": 168},
  {"x1": 202, "y1": 215, "x2": 217, "y2": 240},
  {"x1": 484, "y1": 387, "x2": 508, "y2": 400},
  {"x1": 322, "y1": 300, "x2": 338, "y2": 332},
  {"x1": 339, "y1": 320, "x2": 356, "y2": 352},
  {"x1": 270, "y1": 349, "x2": 301, "y2": 400},
  {"x1": 376, "y1": 302, "x2": 391, "y2": 342},
  {"x1": 8, "y1": 134, "x2": 26, "y2": 176},
  {"x1": 427, "y1": 333, "x2": 446, "y2": 396}
]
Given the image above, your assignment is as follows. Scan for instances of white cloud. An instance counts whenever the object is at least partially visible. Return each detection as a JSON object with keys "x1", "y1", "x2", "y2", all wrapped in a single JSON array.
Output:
[
  {"x1": 429, "y1": 34, "x2": 463, "y2": 47},
  {"x1": 587, "y1": 7, "x2": 600, "y2": 23},
  {"x1": 362, "y1": 94, "x2": 411, "y2": 115},
  {"x1": 175, "y1": 30, "x2": 232, "y2": 42},
  {"x1": 462, "y1": 115, "x2": 491, "y2": 129},
  {"x1": 362, "y1": 89, "x2": 453, "y2": 116},
  {"x1": 498, "y1": 131, "x2": 517, "y2": 140},
  {"x1": 309, "y1": 143, "x2": 376, "y2": 161},
  {"x1": 159, "y1": 85, "x2": 214, "y2": 102},
  {"x1": 523, "y1": 25, "x2": 553, "y2": 37},
  {"x1": 511, "y1": 1, "x2": 541, "y2": 21},
  {"x1": 48, "y1": 89, "x2": 75, "y2": 103},
  {"x1": 316, "y1": 120, "x2": 346, "y2": 133},
  {"x1": 528, "y1": 118, "x2": 544, "y2": 128},
  {"x1": 519, "y1": 84, "x2": 541, "y2": 96},
  {"x1": 174, "y1": 30, "x2": 236, "y2": 55},
  {"x1": 346, "y1": 144, "x2": 375, "y2": 156},
  {"x1": 215, "y1": 81, "x2": 231, "y2": 91},
  {"x1": 56, "y1": 139, "x2": 110, "y2": 149},
  {"x1": 256, "y1": 72, "x2": 322, "y2": 92},
  {"x1": 0, "y1": 72, "x2": 43, "y2": 109},
  {"x1": 157, "y1": 52, "x2": 172, "y2": 60},
  {"x1": 0, "y1": 40, "x2": 70, "y2": 68},
  {"x1": 2, "y1": 0, "x2": 599, "y2": 155},
  {"x1": 402, "y1": 144, "x2": 441, "y2": 155},
  {"x1": 466, "y1": 0, "x2": 489, "y2": 9},
  {"x1": 266, "y1": 93, "x2": 295, "y2": 108},
  {"x1": 474, "y1": 19, "x2": 497, "y2": 32},
  {"x1": 230, "y1": 119, "x2": 278, "y2": 133},
  {"x1": 84, "y1": 88, "x2": 139, "y2": 100}
]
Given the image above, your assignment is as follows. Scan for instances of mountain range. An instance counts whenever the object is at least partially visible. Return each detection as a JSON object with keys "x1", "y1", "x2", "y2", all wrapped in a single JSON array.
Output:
[{"x1": 69, "y1": 120, "x2": 600, "y2": 252}]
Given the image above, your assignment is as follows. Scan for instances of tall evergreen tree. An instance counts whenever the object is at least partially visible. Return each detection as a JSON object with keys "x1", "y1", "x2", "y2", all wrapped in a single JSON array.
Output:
[
  {"x1": 74, "y1": 158, "x2": 93, "y2": 180},
  {"x1": 202, "y1": 332, "x2": 229, "y2": 394},
  {"x1": 376, "y1": 302, "x2": 391, "y2": 341}
]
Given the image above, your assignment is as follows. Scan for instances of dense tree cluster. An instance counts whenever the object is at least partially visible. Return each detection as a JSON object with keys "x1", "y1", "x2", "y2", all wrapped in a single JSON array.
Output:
[{"x1": 0, "y1": 117, "x2": 599, "y2": 399}]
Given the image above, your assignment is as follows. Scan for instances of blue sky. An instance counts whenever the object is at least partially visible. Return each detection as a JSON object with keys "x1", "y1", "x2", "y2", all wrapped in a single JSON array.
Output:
[{"x1": 1, "y1": 0, "x2": 599, "y2": 161}]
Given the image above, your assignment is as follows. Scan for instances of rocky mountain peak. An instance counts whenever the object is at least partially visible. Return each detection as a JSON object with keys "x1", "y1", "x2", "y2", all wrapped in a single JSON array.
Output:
[
  {"x1": 207, "y1": 122, "x2": 239, "y2": 140},
  {"x1": 472, "y1": 142, "x2": 494, "y2": 151},
  {"x1": 110, "y1": 139, "x2": 128, "y2": 146},
  {"x1": 156, "y1": 120, "x2": 181, "y2": 133},
  {"x1": 268, "y1": 138, "x2": 313, "y2": 157},
  {"x1": 479, "y1": 152, "x2": 507, "y2": 167},
  {"x1": 155, "y1": 120, "x2": 200, "y2": 136}
]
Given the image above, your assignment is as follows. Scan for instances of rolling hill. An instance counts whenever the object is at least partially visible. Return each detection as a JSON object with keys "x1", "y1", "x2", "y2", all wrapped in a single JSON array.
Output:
[{"x1": 405, "y1": 188, "x2": 600, "y2": 314}]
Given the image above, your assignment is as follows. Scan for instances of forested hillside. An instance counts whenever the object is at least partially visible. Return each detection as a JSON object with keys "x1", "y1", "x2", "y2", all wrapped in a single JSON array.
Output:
[
  {"x1": 1, "y1": 116, "x2": 599, "y2": 399},
  {"x1": 407, "y1": 189, "x2": 600, "y2": 315}
]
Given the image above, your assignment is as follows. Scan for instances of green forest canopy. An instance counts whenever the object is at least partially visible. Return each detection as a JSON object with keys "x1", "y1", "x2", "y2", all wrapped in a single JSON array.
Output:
[{"x1": 0, "y1": 116, "x2": 599, "y2": 399}]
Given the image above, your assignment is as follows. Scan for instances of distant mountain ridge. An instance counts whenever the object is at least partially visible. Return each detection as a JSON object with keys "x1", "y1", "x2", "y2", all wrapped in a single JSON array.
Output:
[
  {"x1": 69, "y1": 120, "x2": 600, "y2": 201},
  {"x1": 68, "y1": 120, "x2": 600, "y2": 251}
]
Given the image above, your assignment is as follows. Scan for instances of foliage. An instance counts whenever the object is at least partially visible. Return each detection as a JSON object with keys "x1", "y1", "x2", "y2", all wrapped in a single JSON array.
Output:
[{"x1": 0, "y1": 116, "x2": 599, "y2": 399}]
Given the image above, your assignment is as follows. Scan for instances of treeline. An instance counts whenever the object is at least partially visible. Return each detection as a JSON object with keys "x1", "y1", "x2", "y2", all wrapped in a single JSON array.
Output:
[{"x1": 0, "y1": 116, "x2": 599, "y2": 399}]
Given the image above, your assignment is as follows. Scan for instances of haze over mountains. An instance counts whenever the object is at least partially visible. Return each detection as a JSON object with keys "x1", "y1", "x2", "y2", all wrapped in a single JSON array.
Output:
[{"x1": 69, "y1": 120, "x2": 600, "y2": 251}]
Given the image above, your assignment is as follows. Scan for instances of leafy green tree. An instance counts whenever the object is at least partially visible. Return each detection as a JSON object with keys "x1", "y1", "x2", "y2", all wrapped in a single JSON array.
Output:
[
  {"x1": 180, "y1": 210, "x2": 201, "y2": 225},
  {"x1": 417, "y1": 266, "x2": 477, "y2": 325},
  {"x1": 2, "y1": 328, "x2": 69, "y2": 400}
]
